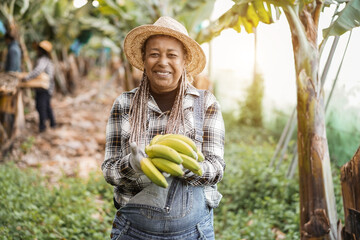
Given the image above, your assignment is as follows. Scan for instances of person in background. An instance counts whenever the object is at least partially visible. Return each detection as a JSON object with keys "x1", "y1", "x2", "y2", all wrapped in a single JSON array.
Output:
[
  {"x1": 102, "y1": 16, "x2": 225, "y2": 240},
  {"x1": 22, "y1": 40, "x2": 56, "y2": 133},
  {"x1": 4, "y1": 32, "x2": 22, "y2": 72}
]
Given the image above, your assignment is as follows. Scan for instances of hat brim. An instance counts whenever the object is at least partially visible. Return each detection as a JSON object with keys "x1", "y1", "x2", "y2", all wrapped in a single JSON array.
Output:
[{"x1": 124, "y1": 25, "x2": 206, "y2": 76}]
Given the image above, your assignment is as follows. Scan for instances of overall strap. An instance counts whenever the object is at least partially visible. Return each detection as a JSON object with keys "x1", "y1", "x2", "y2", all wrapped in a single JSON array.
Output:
[{"x1": 193, "y1": 90, "x2": 205, "y2": 142}]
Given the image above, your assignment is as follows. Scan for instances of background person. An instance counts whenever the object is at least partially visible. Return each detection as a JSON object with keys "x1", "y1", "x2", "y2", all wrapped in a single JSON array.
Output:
[
  {"x1": 22, "y1": 40, "x2": 56, "y2": 132},
  {"x1": 4, "y1": 32, "x2": 21, "y2": 72},
  {"x1": 102, "y1": 16, "x2": 225, "y2": 240}
]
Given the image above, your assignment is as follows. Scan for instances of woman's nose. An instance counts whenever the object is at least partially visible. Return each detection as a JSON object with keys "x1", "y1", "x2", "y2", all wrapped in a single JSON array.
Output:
[{"x1": 158, "y1": 55, "x2": 169, "y2": 66}]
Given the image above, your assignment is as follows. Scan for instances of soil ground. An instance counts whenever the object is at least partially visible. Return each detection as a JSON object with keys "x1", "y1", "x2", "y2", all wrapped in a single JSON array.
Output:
[{"x1": 5, "y1": 76, "x2": 121, "y2": 182}]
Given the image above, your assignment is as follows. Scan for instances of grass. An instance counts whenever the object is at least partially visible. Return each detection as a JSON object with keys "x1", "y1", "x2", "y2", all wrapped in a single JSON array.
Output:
[{"x1": 0, "y1": 163, "x2": 114, "y2": 240}]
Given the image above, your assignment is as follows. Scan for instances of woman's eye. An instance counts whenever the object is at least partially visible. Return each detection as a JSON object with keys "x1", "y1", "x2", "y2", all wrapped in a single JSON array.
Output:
[
  {"x1": 150, "y1": 53, "x2": 159, "y2": 57},
  {"x1": 169, "y1": 54, "x2": 177, "y2": 58}
]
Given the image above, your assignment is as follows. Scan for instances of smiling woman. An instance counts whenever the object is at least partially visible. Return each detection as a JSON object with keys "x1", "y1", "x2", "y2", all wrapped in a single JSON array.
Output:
[{"x1": 102, "y1": 16, "x2": 225, "y2": 240}]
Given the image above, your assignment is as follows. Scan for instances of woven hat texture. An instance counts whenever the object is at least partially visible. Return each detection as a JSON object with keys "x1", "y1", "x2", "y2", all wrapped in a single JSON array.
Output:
[
  {"x1": 39, "y1": 40, "x2": 53, "y2": 53},
  {"x1": 124, "y1": 16, "x2": 206, "y2": 76}
]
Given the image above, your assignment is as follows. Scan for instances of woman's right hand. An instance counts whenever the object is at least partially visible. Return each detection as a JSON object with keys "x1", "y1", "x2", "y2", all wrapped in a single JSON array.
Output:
[{"x1": 129, "y1": 142, "x2": 145, "y2": 172}]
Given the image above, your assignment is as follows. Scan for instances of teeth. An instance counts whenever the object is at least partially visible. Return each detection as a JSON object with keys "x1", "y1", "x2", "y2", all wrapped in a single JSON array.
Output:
[{"x1": 155, "y1": 71, "x2": 170, "y2": 76}]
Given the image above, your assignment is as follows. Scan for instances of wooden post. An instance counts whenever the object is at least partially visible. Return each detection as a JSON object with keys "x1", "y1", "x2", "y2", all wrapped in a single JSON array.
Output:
[
  {"x1": 51, "y1": 52, "x2": 68, "y2": 95},
  {"x1": 340, "y1": 146, "x2": 360, "y2": 239},
  {"x1": 13, "y1": 90, "x2": 25, "y2": 136}
]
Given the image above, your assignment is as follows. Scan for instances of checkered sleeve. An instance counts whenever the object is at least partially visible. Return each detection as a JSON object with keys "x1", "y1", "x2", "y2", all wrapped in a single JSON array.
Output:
[
  {"x1": 101, "y1": 95, "x2": 142, "y2": 187},
  {"x1": 24, "y1": 57, "x2": 48, "y2": 81},
  {"x1": 183, "y1": 92, "x2": 225, "y2": 186}
]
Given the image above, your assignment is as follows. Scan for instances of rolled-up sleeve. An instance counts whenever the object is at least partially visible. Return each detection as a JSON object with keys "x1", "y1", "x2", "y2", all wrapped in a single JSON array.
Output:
[
  {"x1": 24, "y1": 58, "x2": 47, "y2": 81},
  {"x1": 101, "y1": 97, "x2": 140, "y2": 186}
]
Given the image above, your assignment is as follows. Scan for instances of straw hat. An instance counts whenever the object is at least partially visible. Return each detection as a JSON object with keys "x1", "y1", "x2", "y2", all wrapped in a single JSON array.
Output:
[
  {"x1": 39, "y1": 40, "x2": 53, "y2": 53},
  {"x1": 124, "y1": 16, "x2": 206, "y2": 76}
]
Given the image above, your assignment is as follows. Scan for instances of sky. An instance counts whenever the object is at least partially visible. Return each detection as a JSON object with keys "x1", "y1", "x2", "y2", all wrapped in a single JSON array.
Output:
[{"x1": 203, "y1": 0, "x2": 360, "y2": 116}]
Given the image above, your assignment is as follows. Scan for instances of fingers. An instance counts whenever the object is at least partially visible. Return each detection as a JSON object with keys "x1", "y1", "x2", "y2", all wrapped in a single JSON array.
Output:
[{"x1": 130, "y1": 142, "x2": 138, "y2": 156}]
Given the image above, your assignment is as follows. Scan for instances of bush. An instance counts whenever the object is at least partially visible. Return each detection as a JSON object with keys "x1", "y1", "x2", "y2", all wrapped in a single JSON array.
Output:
[
  {"x1": 214, "y1": 123, "x2": 300, "y2": 239},
  {"x1": 0, "y1": 163, "x2": 114, "y2": 240}
]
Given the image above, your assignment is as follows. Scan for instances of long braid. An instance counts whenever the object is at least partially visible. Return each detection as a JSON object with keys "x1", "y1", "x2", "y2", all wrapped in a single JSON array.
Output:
[
  {"x1": 166, "y1": 69, "x2": 187, "y2": 134},
  {"x1": 129, "y1": 72, "x2": 149, "y2": 144}
]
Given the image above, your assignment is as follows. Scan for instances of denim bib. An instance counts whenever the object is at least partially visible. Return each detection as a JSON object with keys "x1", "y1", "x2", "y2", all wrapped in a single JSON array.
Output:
[{"x1": 120, "y1": 177, "x2": 210, "y2": 233}]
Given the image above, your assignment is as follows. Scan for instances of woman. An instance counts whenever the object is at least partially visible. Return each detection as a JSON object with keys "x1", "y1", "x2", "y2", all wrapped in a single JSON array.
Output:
[
  {"x1": 22, "y1": 40, "x2": 56, "y2": 132},
  {"x1": 102, "y1": 16, "x2": 225, "y2": 239}
]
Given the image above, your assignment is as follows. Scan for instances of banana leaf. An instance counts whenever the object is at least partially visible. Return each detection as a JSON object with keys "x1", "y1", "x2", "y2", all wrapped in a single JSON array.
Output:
[
  {"x1": 19, "y1": 0, "x2": 29, "y2": 15},
  {"x1": 322, "y1": 0, "x2": 360, "y2": 37},
  {"x1": 176, "y1": 0, "x2": 216, "y2": 38}
]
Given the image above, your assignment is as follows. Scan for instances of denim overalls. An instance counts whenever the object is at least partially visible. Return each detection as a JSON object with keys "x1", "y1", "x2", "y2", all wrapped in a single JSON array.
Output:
[{"x1": 110, "y1": 90, "x2": 215, "y2": 240}]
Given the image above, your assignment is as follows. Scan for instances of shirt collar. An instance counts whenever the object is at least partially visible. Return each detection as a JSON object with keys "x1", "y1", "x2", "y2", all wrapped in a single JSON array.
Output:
[
  {"x1": 129, "y1": 83, "x2": 201, "y2": 113},
  {"x1": 183, "y1": 84, "x2": 201, "y2": 110}
]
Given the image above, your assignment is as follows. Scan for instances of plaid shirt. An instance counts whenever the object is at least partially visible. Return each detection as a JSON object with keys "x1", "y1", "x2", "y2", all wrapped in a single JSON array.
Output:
[
  {"x1": 102, "y1": 84, "x2": 225, "y2": 208},
  {"x1": 25, "y1": 56, "x2": 55, "y2": 95}
]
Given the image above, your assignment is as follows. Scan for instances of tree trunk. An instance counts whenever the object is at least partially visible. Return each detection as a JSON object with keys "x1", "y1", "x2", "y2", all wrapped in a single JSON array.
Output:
[
  {"x1": 18, "y1": 34, "x2": 32, "y2": 72},
  {"x1": 340, "y1": 146, "x2": 360, "y2": 239},
  {"x1": 68, "y1": 53, "x2": 80, "y2": 92},
  {"x1": 51, "y1": 52, "x2": 68, "y2": 95},
  {"x1": 120, "y1": 52, "x2": 134, "y2": 92},
  {"x1": 284, "y1": 5, "x2": 337, "y2": 240}
]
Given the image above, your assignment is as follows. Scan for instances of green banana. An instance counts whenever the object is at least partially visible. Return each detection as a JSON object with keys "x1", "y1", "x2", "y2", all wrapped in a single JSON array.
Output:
[
  {"x1": 241, "y1": 16, "x2": 254, "y2": 34},
  {"x1": 140, "y1": 158, "x2": 168, "y2": 188},
  {"x1": 145, "y1": 144, "x2": 183, "y2": 164},
  {"x1": 193, "y1": 168, "x2": 203, "y2": 176},
  {"x1": 197, "y1": 150, "x2": 205, "y2": 162},
  {"x1": 151, "y1": 158, "x2": 184, "y2": 177},
  {"x1": 156, "y1": 138, "x2": 198, "y2": 160},
  {"x1": 150, "y1": 134, "x2": 164, "y2": 145},
  {"x1": 253, "y1": 0, "x2": 271, "y2": 24},
  {"x1": 179, "y1": 153, "x2": 201, "y2": 173},
  {"x1": 232, "y1": 16, "x2": 242, "y2": 33},
  {"x1": 246, "y1": 3, "x2": 260, "y2": 27},
  {"x1": 160, "y1": 134, "x2": 197, "y2": 152}
]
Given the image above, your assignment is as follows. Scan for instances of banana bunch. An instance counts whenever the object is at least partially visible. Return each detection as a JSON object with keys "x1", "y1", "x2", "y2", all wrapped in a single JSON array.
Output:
[
  {"x1": 232, "y1": 1, "x2": 273, "y2": 34},
  {"x1": 140, "y1": 134, "x2": 205, "y2": 188}
]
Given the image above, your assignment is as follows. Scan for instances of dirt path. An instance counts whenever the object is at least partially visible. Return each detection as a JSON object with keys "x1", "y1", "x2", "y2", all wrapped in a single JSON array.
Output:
[{"x1": 10, "y1": 79, "x2": 121, "y2": 182}]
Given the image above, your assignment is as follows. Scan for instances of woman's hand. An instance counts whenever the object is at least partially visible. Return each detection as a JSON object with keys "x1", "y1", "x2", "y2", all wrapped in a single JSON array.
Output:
[{"x1": 129, "y1": 142, "x2": 145, "y2": 173}]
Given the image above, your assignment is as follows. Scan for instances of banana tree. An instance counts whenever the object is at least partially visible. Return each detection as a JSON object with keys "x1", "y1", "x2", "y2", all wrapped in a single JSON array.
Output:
[{"x1": 196, "y1": 0, "x2": 360, "y2": 239}]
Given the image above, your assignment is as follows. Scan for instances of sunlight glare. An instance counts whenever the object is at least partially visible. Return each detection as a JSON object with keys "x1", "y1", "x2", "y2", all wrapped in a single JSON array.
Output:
[
  {"x1": 92, "y1": 0, "x2": 99, "y2": 7},
  {"x1": 73, "y1": 0, "x2": 88, "y2": 8}
]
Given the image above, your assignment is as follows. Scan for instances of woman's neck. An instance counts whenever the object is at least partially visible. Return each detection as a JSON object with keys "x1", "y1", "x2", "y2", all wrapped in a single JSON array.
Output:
[{"x1": 150, "y1": 87, "x2": 178, "y2": 112}]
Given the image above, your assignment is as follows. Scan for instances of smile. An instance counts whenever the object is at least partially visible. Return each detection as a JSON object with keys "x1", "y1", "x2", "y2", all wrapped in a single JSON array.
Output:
[{"x1": 154, "y1": 71, "x2": 171, "y2": 76}]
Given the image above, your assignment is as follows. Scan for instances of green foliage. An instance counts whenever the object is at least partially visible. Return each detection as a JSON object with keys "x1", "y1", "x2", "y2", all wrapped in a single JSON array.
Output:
[
  {"x1": 325, "y1": 88, "x2": 360, "y2": 167},
  {"x1": 20, "y1": 136, "x2": 35, "y2": 153},
  {"x1": 215, "y1": 122, "x2": 299, "y2": 239},
  {"x1": 0, "y1": 162, "x2": 114, "y2": 239},
  {"x1": 323, "y1": 0, "x2": 360, "y2": 37},
  {"x1": 238, "y1": 73, "x2": 265, "y2": 127},
  {"x1": 214, "y1": 115, "x2": 344, "y2": 239}
]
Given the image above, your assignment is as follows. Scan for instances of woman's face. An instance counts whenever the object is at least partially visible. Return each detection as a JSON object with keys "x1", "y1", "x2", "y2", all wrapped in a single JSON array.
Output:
[{"x1": 143, "y1": 35, "x2": 186, "y2": 94}]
